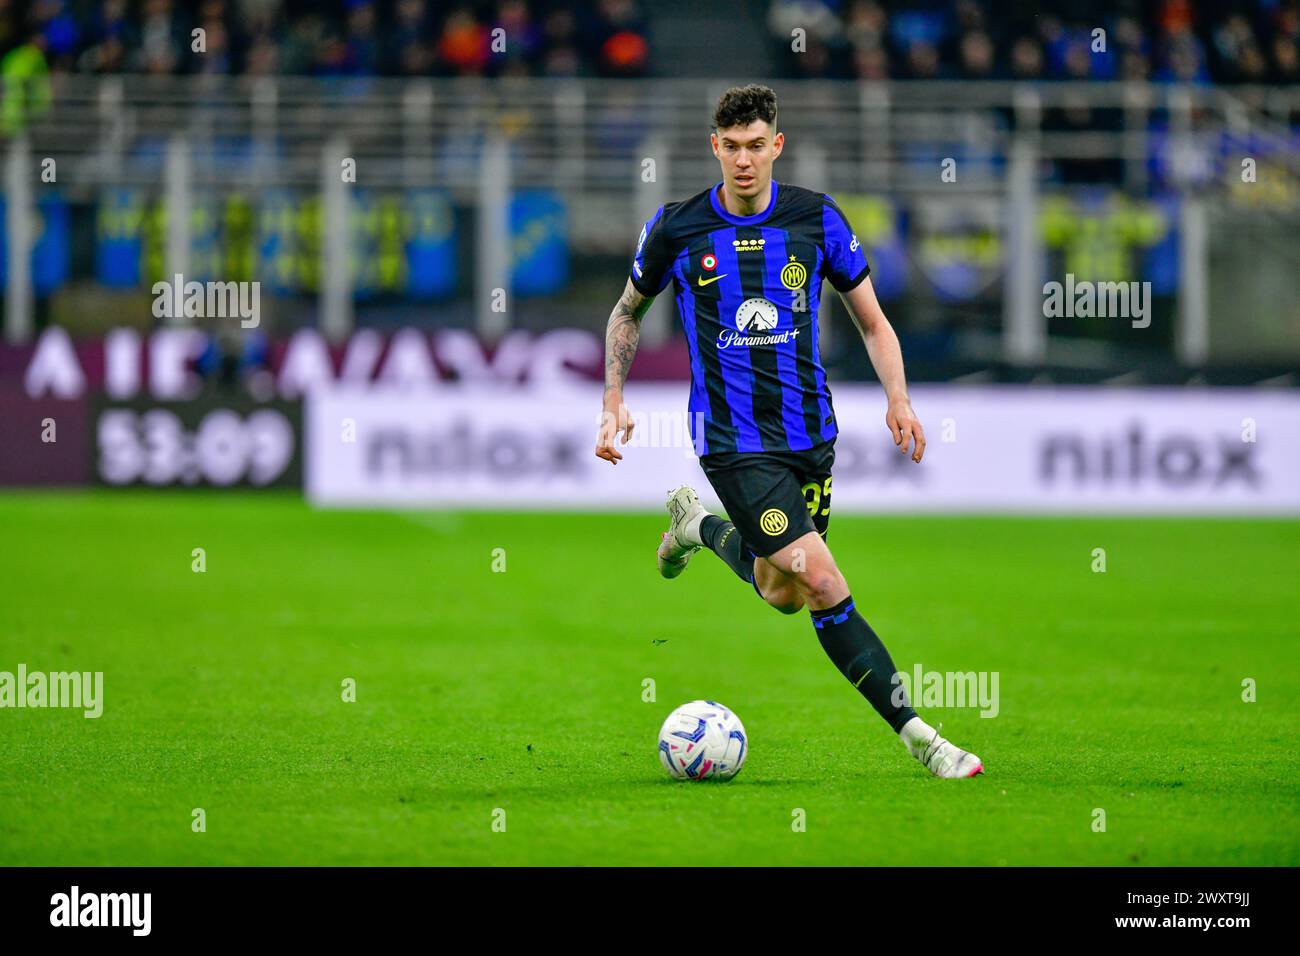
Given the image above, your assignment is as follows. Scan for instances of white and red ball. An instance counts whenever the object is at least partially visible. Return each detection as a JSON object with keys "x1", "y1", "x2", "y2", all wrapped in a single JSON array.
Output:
[{"x1": 657, "y1": 700, "x2": 747, "y2": 781}]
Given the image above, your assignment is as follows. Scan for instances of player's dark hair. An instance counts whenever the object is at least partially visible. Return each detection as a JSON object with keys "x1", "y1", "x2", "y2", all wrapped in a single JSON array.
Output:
[{"x1": 712, "y1": 85, "x2": 778, "y2": 134}]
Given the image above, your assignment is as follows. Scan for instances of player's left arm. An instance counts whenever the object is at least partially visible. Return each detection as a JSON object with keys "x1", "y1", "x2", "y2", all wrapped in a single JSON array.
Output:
[{"x1": 838, "y1": 276, "x2": 925, "y2": 463}]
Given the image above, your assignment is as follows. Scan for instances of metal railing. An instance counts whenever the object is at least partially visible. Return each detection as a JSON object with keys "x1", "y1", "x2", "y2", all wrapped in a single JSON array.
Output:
[
  {"x1": 4, "y1": 76, "x2": 1299, "y2": 365},
  {"x1": 12, "y1": 75, "x2": 1300, "y2": 189}
]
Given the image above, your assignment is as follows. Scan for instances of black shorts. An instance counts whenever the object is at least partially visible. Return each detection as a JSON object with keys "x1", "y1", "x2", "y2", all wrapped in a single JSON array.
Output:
[{"x1": 699, "y1": 441, "x2": 835, "y2": 558}]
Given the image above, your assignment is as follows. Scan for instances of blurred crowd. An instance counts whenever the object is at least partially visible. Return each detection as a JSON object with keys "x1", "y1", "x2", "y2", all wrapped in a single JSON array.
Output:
[
  {"x1": 0, "y1": 0, "x2": 651, "y2": 78},
  {"x1": 1, "y1": 0, "x2": 1298, "y2": 84},
  {"x1": 771, "y1": 0, "x2": 1300, "y2": 84}
]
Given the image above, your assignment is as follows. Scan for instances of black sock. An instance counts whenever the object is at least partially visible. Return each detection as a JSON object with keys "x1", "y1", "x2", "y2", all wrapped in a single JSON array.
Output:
[
  {"x1": 699, "y1": 515, "x2": 754, "y2": 584},
  {"x1": 810, "y1": 596, "x2": 917, "y2": 732}
]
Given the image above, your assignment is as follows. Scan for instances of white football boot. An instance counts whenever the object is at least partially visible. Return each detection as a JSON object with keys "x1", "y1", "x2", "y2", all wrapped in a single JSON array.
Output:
[
  {"x1": 905, "y1": 722, "x2": 984, "y2": 778},
  {"x1": 657, "y1": 485, "x2": 709, "y2": 579}
]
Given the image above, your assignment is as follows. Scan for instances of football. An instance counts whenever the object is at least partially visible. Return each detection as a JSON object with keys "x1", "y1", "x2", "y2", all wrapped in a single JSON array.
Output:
[{"x1": 657, "y1": 700, "x2": 748, "y2": 781}]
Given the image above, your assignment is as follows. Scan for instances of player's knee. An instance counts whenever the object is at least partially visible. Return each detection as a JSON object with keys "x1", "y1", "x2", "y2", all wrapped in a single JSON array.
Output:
[{"x1": 795, "y1": 568, "x2": 843, "y2": 607}]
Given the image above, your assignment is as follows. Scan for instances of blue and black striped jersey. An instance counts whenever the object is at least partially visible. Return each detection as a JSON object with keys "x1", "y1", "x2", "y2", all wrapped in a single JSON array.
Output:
[{"x1": 630, "y1": 181, "x2": 869, "y2": 456}]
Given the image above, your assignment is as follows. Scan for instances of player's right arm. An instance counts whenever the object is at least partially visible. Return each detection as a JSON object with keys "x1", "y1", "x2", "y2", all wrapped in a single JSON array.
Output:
[
  {"x1": 596, "y1": 205, "x2": 675, "y2": 465},
  {"x1": 596, "y1": 279, "x2": 655, "y2": 464}
]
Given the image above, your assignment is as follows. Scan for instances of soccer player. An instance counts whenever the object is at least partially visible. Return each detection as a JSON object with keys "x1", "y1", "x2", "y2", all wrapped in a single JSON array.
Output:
[{"x1": 594, "y1": 84, "x2": 982, "y2": 778}]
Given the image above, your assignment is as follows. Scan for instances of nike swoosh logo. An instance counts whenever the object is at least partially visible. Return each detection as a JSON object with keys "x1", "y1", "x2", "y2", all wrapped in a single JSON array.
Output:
[{"x1": 697, "y1": 274, "x2": 728, "y2": 287}]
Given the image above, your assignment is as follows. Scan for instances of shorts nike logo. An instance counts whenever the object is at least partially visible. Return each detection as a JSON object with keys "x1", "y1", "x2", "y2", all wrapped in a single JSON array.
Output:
[{"x1": 697, "y1": 274, "x2": 728, "y2": 287}]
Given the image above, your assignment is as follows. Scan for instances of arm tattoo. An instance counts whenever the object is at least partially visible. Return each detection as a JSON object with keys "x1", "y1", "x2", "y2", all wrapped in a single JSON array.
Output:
[{"x1": 604, "y1": 280, "x2": 653, "y2": 392}]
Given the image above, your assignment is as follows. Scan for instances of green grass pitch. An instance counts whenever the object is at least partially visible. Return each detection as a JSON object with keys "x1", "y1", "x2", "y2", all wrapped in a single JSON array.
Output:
[{"x1": 1, "y1": 491, "x2": 1296, "y2": 866}]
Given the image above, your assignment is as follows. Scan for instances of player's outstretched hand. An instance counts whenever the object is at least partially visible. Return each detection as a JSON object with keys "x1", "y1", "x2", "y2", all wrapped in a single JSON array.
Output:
[
  {"x1": 595, "y1": 396, "x2": 636, "y2": 465},
  {"x1": 886, "y1": 398, "x2": 926, "y2": 463}
]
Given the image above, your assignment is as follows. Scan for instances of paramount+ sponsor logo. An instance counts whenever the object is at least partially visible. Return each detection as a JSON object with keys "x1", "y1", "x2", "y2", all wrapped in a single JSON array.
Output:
[
  {"x1": 365, "y1": 419, "x2": 583, "y2": 479},
  {"x1": 1039, "y1": 424, "x2": 1259, "y2": 488},
  {"x1": 718, "y1": 298, "x2": 801, "y2": 349}
]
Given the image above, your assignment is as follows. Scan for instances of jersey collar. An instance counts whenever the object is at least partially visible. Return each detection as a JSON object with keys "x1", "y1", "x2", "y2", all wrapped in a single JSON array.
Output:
[{"x1": 710, "y1": 180, "x2": 779, "y2": 225}]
